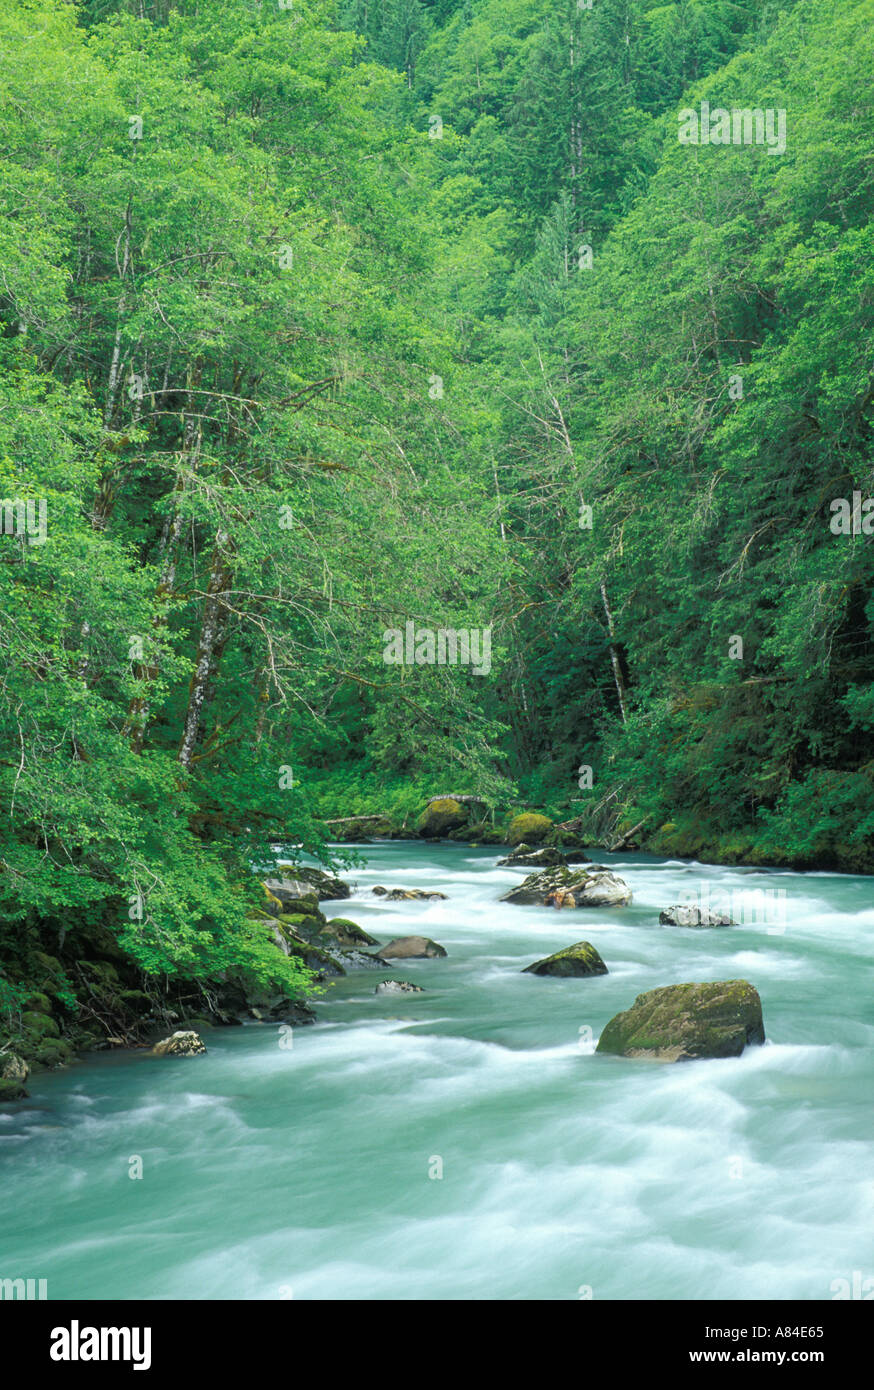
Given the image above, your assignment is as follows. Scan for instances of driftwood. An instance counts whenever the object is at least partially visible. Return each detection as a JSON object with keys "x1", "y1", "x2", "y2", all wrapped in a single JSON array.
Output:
[{"x1": 608, "y1": 818, "x2": 648, "y2": 852}]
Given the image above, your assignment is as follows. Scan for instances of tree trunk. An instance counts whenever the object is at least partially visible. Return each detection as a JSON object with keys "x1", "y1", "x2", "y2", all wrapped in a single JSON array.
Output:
[
  {"x1": 178, "y1": 532, "x2": 233, "y2": 771},
  {"x1": 600, "y1": 580, "x2": 629, "y2": 725}
]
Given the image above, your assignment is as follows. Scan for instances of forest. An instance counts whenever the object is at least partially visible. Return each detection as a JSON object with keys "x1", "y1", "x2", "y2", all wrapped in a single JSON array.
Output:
[{"x1": 1, "y1": 0, "x2": 874, "y2": 1044}]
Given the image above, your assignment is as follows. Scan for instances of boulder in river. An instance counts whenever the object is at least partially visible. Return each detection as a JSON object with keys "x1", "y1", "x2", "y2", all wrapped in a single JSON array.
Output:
[
  {"x1": 500, "y1": 866, "x2": 632, "y2": 907},
  {"x1": 507, "y1": 813, "x2": 553, "y2": 846},
  {"x1": 270, "y1": 865, "x2": 352, "y2": 901},
  {"x1": 375, "y1": 936, "x2": 447, "y2": 960},
  {"x1": 498, "y1": 845, "x2": 568, "y2": 868},
  {"x1": 659, "y1": 904, "x2": 735, "y2": 928},
  {"x1": 416, "y1": 797, "x2": 471, "y2": 837},
  {"x1": 523, "y1": 942, "x2": 608, "y2": 977},
  {"x1": 319, "y1": 918, "x2": 380, "y2": 947},
  {"x1": 375, "y1": 980, "x2": 425, "y2": 995},
  {"x1": 596, "y1": 980, "x2": 765, "y2": 1062},
  {"x1": 372, "y1": 886, "x2": 447, "y2": 901},
  {"x1": 151, "y1": 1030, "x2": 207, "y2": 1057},
  {"x1": 326, "y1": 948, "x2": 384, "y2": 971}
]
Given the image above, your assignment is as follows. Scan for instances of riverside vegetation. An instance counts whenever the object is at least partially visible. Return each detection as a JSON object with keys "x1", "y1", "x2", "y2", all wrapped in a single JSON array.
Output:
[{"x1": 1, "y1": 0, "x2": 873, "y2": 1081}]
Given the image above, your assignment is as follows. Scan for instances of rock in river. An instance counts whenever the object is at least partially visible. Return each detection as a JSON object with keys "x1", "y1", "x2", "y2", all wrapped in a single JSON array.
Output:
[
  {"x1": 372, "y1": 886, "x2": 448, "y2": 900},
  {"x1": 659, "y1": 904, "x2": 735, "y2": 928},
  {"x1": 500, "y1": 866, "x2": 632, "y2": 907},
  {"x1": 375, "y1": 980, "x2": 424, "y2": 995},
  {"x1": 523, "y1": 941, "x2": 608, "y2": 977},
  {"x1": 151, "y1": 1030, "x2": 207, "y2": 1057},
  {"x1": 267, "y1": 865, "x2": 352, "y2": 903},
  {"x1": 498, "y1": 845, "x2": 568, "y2": 868},
  {"x1": 375, "y1": 936, "x2": 447, "y2": 960},
  {"x1": 319, "y1": 918, "x2": 380, "y2": 946},
  {"x1": 596, "y1": 980, "x2": 765, "y2": 1062}
]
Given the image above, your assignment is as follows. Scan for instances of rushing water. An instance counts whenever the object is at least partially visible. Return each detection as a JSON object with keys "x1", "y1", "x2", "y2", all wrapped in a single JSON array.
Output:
[{"x1": 2, "y1": 843, "x2": 873, "y2": 1301}]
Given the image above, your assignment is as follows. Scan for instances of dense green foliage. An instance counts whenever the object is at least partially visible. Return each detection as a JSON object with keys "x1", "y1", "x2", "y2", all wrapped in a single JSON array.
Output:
[{"x1": 1, "y1": 0, "x2": 874, "y2": 1046}]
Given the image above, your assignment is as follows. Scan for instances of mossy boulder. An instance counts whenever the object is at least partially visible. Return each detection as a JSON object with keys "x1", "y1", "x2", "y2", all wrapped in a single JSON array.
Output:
[
  {"x1": 416, "y1": 797, "x2": 470, "y2": 837},
  {"x1": 507, "y1": 813, "x2": 553, "y2": 846},
  {"x1": 283, "y1": 938, "x2": 346, "y2": 978},
  {"x1": 20, "y1": 1010, "x2": 60, "y2": 1040},
  {"x1": 23, "y1": 992, "x2": 53, "y2": 1015},
  {"x1": 279, "y1": 912, "x2": 325, "y2": 939},
  {"x1": 523, "y1": 942, "x2": 608, "y2": 977},
  {"x1": 320, "y1": 918, "x2": 379, "y2": 947},
  {"x1": 596, "y1": 980, "x2": 766, "y2": 1062},
  {"x1": 274, "y1": 893, "x2": 322, "y2": 919},
  {"x1": 0, "y1": 1078, "x2": 28, "y2": 1101},
  {"x1": 30, "y1": 1038, "x2": 75, "y2": 1069}
]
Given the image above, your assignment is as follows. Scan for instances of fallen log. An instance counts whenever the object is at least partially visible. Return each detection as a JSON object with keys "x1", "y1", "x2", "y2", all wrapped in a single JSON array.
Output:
[
  {"x1": 323, "y1": 815, "x2": 387, "y2": 825},
  {"x1": 425, "y1": 794, "x2": 488, "y2": 806},
  {"x1": 608, "y1": 818, "x2": 649, "y2": 852}
]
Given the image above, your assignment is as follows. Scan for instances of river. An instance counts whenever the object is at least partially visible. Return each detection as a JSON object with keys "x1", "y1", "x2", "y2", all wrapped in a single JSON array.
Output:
[{"x1": 2, "y1": 843, "x2": 872, "y2": 1300}]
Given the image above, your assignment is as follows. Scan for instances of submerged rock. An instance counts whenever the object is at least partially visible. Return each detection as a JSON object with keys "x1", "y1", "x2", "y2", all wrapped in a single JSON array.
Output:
[
  {"x1": 375, "y1": 936, "x2": 447, "y2": 960},
  {"x1": 507, "y1": 813, "x2": 553, "y2": 846},
  {"x1": 659, "y1": 904, "x2": 735, "y2": 928},
  {"x1": 596, "y1": 980, "x2": 765, "y2": 1062},
  {"x1": 372, "y1": 886, "x2": 448, "y2": 901},
  {"x1": 151, "y1": 1030, "x2": 207, "y2": 1057},
  {"x1": 416, "y1": 798, "x2": 469, "y2": 837},
  {"x1": 498, "y1": 845, "x2": 568, "y2": 868},
  {"x1": 375, "y1": 980, "x2": 425, "y2": 995},
  {"x1": 500, "y1": 866, "x2": 632, "y2": 908},
  {"x1": 523, "y1": 942, "x2": 608, "y2": 977}
]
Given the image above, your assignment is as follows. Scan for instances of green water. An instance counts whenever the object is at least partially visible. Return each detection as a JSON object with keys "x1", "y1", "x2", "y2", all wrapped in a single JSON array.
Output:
[{"x1": 2, "y1": 844, "x2": 873, "y2": 1300}]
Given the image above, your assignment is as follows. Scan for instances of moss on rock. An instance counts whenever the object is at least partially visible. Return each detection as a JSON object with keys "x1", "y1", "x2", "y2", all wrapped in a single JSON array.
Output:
[
  {"x1": 507, "y1": 813, "x2": 553, "y2": 846},
  {"x1": 596, "y1": 980, "x2": 765, "y2": 1062},
  {"x1": 523, "y1": 941, "x2": 608, "y2": 977},
  {"x1": 416, "y1": 797, "x2": 470, "y2": 837},
  {"x1": 320, "y1": 918, "x2": 379, "y2": 947}
]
